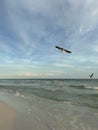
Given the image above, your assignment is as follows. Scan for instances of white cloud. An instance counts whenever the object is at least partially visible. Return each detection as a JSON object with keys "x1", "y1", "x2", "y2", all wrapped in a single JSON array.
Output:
[
  {"x1": 93, "y1": 45, "x2": 98, "y2": 53},
  {"x1": 53, "y1": 63, "x2": 73, "y2": 68}
]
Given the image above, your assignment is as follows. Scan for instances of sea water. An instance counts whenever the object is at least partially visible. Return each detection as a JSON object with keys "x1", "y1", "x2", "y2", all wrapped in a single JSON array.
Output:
[{"x1": 0, "y1": 79, "x2": 98, "y2": 109}]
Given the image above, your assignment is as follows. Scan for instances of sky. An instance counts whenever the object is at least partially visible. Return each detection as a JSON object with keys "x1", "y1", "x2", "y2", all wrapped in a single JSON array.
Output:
[{"x1": 0, "y1": 0, "x2": 98, "y2": 79}]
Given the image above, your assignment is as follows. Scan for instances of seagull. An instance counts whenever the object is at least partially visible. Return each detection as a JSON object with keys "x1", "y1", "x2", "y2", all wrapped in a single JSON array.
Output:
[
  {"x1": 89, "y1": 73, "x2": 94, "y2": 78},
  {"x1": 55, "y1": 46, "x2": 72, "y2": 53}
]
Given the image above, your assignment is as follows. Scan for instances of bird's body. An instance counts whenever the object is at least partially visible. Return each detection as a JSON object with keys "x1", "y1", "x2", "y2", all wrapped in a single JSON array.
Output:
[{"x1": 55, "y1": 46, "x2": 72, "y2": 53}]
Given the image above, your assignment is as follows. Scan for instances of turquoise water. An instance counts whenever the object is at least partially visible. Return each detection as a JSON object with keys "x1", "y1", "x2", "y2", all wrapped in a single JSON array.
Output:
[{"x1": 0, "y1": 79, "x2": 98, "y2": 109}]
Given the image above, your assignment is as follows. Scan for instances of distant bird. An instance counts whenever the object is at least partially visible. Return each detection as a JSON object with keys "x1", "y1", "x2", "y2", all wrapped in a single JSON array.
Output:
[
  {"x1": 89, "y1": 73, "x2": 94, "y2": 78},
  {"x1": 55, "y1": 46, "x2": 72, "y2": 53}
]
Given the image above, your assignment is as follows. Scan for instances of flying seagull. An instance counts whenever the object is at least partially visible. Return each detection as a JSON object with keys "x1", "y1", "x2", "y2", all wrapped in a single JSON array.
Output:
[
  {"x1": 89, "y1": 73, "x2": 94, "y2": 78},
  {"x1": 55, "y1": 46, "x2": 72, "y2": 53}
]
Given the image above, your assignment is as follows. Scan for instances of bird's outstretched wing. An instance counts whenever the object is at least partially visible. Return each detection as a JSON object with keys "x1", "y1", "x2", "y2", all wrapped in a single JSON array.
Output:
[
  {"x1": 55, "y1": 46, "x2": 72, "y2": 53},
  {"x1": 63, "y1": 48, "x2": 72, "y2": 53},
  {"x1": 89, "y1": 73, "x2": 94, "y2": 78}
]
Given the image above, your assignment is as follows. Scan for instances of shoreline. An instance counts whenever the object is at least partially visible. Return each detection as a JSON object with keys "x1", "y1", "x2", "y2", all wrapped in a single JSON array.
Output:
[{"x1": 0, "y1": 90, "x2": 98, "y2": 130}]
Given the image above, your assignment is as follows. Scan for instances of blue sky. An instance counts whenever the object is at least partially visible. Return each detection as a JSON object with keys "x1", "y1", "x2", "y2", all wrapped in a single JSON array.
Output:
[{"x1": 0, "y1": 0, "x2": 98, "y2": 79}]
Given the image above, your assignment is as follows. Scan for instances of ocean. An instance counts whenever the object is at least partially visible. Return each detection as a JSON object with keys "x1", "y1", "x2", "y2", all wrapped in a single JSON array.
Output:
[{"x1": 0, "y1": 79, "x2": 98, "y2": 109}]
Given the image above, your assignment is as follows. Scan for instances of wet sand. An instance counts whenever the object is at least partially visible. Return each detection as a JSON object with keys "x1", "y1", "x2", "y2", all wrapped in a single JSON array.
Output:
[
  {"x1": 0, "y1": 90, "x2": 98, "y2": 130},
  {"x1": 0, "y1": 101, "x2": 15, "y2": 130}
]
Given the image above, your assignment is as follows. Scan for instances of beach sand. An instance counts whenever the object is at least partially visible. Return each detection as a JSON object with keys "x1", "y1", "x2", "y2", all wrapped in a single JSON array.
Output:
[
  {"x1": 0, "y1": 90, "x2": 98, "y2": 130},
  {"x1": 0, "y1": 101, "x2": 15, "y2": 130}
]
